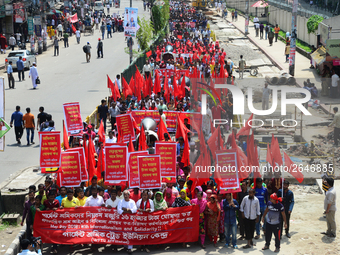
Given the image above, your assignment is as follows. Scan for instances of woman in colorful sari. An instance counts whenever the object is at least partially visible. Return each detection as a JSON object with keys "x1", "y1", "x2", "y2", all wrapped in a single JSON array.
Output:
[
  {"x1": 205, "y1": 194, "x2": 221, "y2": 247},
  {"x1": 192, "y1": 186, "x2": 207, "y2": 199},
  {"x1": 191, "y1": 191, "x2": 207, "y2": 248},
  {"x1": 164, "y1": 188, "x2": 176, "y2": 207},
  {"x1": 172, "y1": 189, "x2": 191, "y2": 247},
  {"x1": 154, "y1": 191, "x2": 168, "y2": 211}
]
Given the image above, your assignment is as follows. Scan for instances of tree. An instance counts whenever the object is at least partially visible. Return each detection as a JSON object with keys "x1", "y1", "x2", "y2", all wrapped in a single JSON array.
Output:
[
  {"x1": 151, "y1": 5, "x2": 163, "y2": 34},
  {"x1": 307, "y1": 15, "x2": 324, "y2": 34},
  {"x1": 136, "y1": 17, "x2": 154, "y2": 51}
]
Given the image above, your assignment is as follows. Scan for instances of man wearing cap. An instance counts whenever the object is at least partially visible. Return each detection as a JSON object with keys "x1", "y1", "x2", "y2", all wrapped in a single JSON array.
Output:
[
  {"x1": 277, "y1": 180, "x2": 294, "y2": 238},
  {"x1": 97, "y1": 38, "x2": 103, "y2": 58},
  {"x1": 85, "y1": 42, "x2": 91, "y2": 63},
  {"x1": 28, "y1": 62, "x2": 39, "y2": 89}
]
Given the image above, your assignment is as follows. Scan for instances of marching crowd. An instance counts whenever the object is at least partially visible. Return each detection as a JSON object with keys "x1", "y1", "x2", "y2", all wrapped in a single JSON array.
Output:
[{"x1": 16, "y1": 1, "x2": 337, "y2": 255}]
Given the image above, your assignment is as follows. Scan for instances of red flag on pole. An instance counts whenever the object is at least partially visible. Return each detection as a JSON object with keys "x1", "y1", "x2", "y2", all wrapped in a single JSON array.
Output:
[
  {"x1": 139, "y1": 125, "x2": 148, "y2": 151},
  {"x1": 146, "y1": 50, "x2": 152, "y2": 57},
  {"x1": 157, "y1": 118, "x2": 170, "y2": 141},
  {"x1": 284, "y1": 152, "x2": 304, "y2": 183},
  {"x1": 87, "y1": 138, "x2": 97, "y2": 181},
  {"x1": 98, "y1": 120, "x2": 105, "y2": 147},
  {"x1": 63, "y1": 121, "x2": 69, "y2": 150},
  {"x1": 266, "y1": 143, "x2": 273, "y2": 167},
  {"x1": 128, "y1": 135, "x2": 135, "y2": 152},
  {"x1": 236, "y1": 113, "x2": 253, "y2": 139},
  {"x1": 271, "y1": 134, "x2": 283, "y2": 166}
]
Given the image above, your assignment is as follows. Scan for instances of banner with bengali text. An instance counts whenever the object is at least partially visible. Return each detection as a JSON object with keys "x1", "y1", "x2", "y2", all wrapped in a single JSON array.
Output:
[
  {"x1": 39, "y1": 132, "x2": 61, "y2": 168},
  {"x1": 138, "y1": 155, "x2": 161, "y2": 189},
  {"x1": 59, "y1": 151, "x2": 81, "y2": 187},
  {"x1": 67, "y1": 147, "x2": 88, "y2": 182},
  {"x1": 33, "y1": 206, "x2": 199, "y2": 245},
  {"x1": 105, "y1": 146, "x2": 128, "y2": 182},
  {"x1": 116, "y1": 114, "x2": 135, "y2": 142},
  {"x1": 63, "y1": 102, "x2": 83, "y2": 136},
  {"x1": 155, "y1": 142, "x2": 176, "y2": 178}
]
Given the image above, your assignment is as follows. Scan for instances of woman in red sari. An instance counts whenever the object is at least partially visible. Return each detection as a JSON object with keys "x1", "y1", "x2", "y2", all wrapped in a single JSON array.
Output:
[
  {"x1": 164, "y1": 188, "x2": 176, "y2": 208},
  {"x1": 191, "y1": 191, "x2": 207, "y2": 248},
  {"x1": 205, "y1": 194, "x2": 221, "y2": 247}
]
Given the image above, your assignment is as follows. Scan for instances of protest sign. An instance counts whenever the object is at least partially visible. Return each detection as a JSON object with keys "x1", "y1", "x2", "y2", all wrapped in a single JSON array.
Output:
[
  {"x1": 67, "y1": 147, "x2": 88, "y2": 181},
  {"x1": 105, "y1": 146, "x2": 128, "y2": 182},
  {"x1": 59, "y1": 151, "x2": 81, "y2": 187},
  {"x1": 155, "y1": 142, "x2": 176, "y2": 178},
  {"x1": 34, "y1": 206, "x2": 199, "y2": 245},
  {"x1": 138, "y1": 155, "x2": 161, "y2": 189},
  {"x1": 116, "y1": 114, "x2": 135, "y2": 142},
  {"x1": 39, "y1": 132, "x2": 61, "y2": 168},
  {"x1": 63, "y1": 102, "x2": 83, "y2": 136},
  {"x1": 128, "y1": 151, "x2": 148, "y2": 188}
]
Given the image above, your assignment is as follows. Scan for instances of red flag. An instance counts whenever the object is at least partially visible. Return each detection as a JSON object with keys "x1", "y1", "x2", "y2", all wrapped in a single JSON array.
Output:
[
  {"x1": 181, "y1": 132, "x2": 190, "y2": 167},
  {"x1": 122, "y1": 77, "x2": 133, "y2": 98},
  {"x1": 63, "y1": 121, "x2": 69, "y2": 150},
  {"x1": 128, "y1": 135, "x2": 135, "y2": 152},
  {"x1": 153, "y1": 71, "x2": 161, "y2": 94},
  {"x1": 98, "y1": 120, "x2": 106, "y2": 147},
  {"x1": 177, "y1": 35, "x2": 182, "y2": 40},
  {"x1": 231, "y1": 134, "x2": 249, "y2": 179},
  {"x1": 266, "y1": 143, "x2": 273, "y2": 167},
  {"x1": 87, "y1": 138, "x2": 97, "y2": 181},
  {"x1": 132, "y1": 117, "x2": 140, "y2": 135},
  {"x1": 157, "y1": 118, "x2": 170, "y2": 141},
  {"x1": 163, "y1": 71, "x2": 170, "y2": 103},
  {"x1": 236, "y1": 113, "x2": 253, "y2": 139},
  {"x1": 207, "y1": 126, "x2": 223, "y2": 160},
  {"x1": 114, "y1": 79, "x2": 121, "y2": 99},
  {"x1": 284, "y1": 152, "x2": 304, "y2": 183},
  {"x1": 97, "y1": 148, "x2": 105, "y2": 174},
  {"x1": 146, "y1": 50, "x2": 152, "y2": 57},
  {"x1": 173, "y1": 70, "x2": 179, "y2": 99},
  {"x1": 129, "y1": 76, "x2": 135, "y2": 96},
  {"x1": 139, "y1": 125, "x2": 148, "y2": 151},
  {"x1": 175, "y1": 113, "x2": 191, "y2": 139},
  {"x1": 180, "y1": 76, "x2": 186, "y2": 100},
  {"x1": 271, "y1": 134, "x2": 283, "y2": 166},
  {"x1": 108, "y1": 75, "x2": 120, "y2": 100}
]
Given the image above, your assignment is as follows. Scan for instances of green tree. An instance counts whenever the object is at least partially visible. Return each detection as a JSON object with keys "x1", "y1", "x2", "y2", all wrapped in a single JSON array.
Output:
[
  {"x1": 136, "y1": 17, "x2": 155, "y2": 51},
  {"x1": 151, "y1": 5, "x2": 163, "y2": 34},
  {"x1": 307, "y1": 15, "x2": 324, "y2": 34}
]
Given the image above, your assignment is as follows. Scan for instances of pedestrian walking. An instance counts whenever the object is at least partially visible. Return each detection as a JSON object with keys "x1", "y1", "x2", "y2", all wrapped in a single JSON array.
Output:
[
  {"x1": 63, "y1": 32, "x2": 69, "y2": 47},
  {"x1": 274, "y1": 24, "x2": 280, "y2": 42},
  {"x1": 262, "y1": 82, "x2": 271, "y2": 110},
  {"x1": 262, "y1": 193, "x2": 287, "y2": 253},
  {"x1": 95, "y1": 17, "x2": 99, "y2": 30},
  {"x1": 28, "y1": 62, "x2": 39, "y2": 89},
  {"x1": 268, "y1": 27, "x2": 274, "y2": 46},
  {"x1": 265, "y1": 25, "x2": 269, "y2": 40},
  {"x1": 231, "y1": 10, "x2": 235, "y2": 21},
  {"x1": 10, "y1": 106, "x2": 23, "y2": 144},
  {"x1": 328, "y1": 107, "x2": 340, "y2": 146},
  {"x1": 284, "y1": 42, "x2": 290, "y2": 62},
  {"x1": 107, "y1": 3, "x2": 110, "y2": 14},
  {"x1": 239, "y1": 55, "x2": 246, "y2": 79},
  {"x1": 255, "y1": 23, "x2": 259, "y2": 37},
  {"x1": 321, "y1": 178, "x2": 336, "y2": 238},
  {"x1": 9, "y1": 34, "x2": 16, "y2": 51},
  {"x1": 16, "y1": 56, "x2": 25, "y2": 81},
  {"x1": 107, "y1": 23, "x2": 112, "y2": 38},
  {"x1": 0, "y1": 33, "x2": 7, "y2": 54},
  {"x1": 234, "y1": 10, "x2": 238, "y2": 21},
  {"x1": 84, "y1": 42, "x2": 91, "y2": 63},
  {"x1": 57, "y1": 23, "x2": 63, "y2": 37},
  {"x1": 223, "y1": 193, "x2": 239, "y2": 249},
  {"x1": 97, "y1": 38, "x2": 103, "y2": 58},
  {"x1": 330, "y1": 70, "x2": 339, "y2": 98},
  {"x1": 53, "y1": 37, "x2": 59, "y2": 56},
  {"x1": 277, "y1": 180, "x2": 295, "y2": 238},
  {"x1": 97, "y1": 99, "x2": 108, "y2": 131},
  {"x1": 7, "y1": 61, "x2": 15, "y2": 89},
  {"x1": 22, "y1": 107, "x2": 35, "y2": 146},
  {"x1": 100, "y1": 22, "x2": 106, "y2": 40},
  {"x1": 240, "y1": 189, "x2": 260, "y2": 249},
  {"x1": 75, "y1": 29, "x2": 81, "y2": 44},
  {"x1": 260, "y1": 23, "x2": 264, "y2": 39}
]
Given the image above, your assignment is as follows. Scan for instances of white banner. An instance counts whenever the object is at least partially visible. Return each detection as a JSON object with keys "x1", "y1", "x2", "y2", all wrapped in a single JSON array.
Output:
[
  {"x1": 0, "y1": 77, "x2": 4, "y2": 118},
  {"x1": 124, "y1": 7, "x2": 138, "y2": 37}
]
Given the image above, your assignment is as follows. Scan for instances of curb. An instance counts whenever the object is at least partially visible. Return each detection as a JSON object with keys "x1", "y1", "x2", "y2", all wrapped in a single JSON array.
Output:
[
  {"x1": 0, "y1": 165, "x2": 39, "y2": 190},
  {"x1": 4, "y1": 225, "x2": 26, "y2": 255},
  {"x1": 219, "y1": 14, "x2": 332, "y2": 116}
]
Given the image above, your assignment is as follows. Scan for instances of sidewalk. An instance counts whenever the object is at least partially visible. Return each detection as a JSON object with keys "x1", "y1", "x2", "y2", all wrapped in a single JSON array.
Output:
[{"x1": 215, "y1": 10, "x2": 340, "y2": 114}]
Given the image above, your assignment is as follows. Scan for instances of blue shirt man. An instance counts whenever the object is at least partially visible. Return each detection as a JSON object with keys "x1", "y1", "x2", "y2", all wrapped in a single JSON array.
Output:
[
  {"x1": 277, "y1": 180, "x2": 294, "y2": 237},
  {"x1": 16, "y1": 56, "x2": 25, "y2": 81},
  {"x1": 223, "y1": 194, "x2": 239, "y2": 248},
  {"x1": 10, "y1": 106, "x2": 24, "y2": 143},
  {"x1": 7, "y1": 63, "x2": 13, "y2": 74},
  {"x1": 255, "y1": 178, "x2": 268, "y2": 237}
]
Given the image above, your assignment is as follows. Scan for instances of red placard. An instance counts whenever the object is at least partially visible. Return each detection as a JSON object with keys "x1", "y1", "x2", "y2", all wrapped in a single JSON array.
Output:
[
  {"x1": 67, "y1": 147, "x2": 88, "y2": 182},
  {"x1": 138, "y1": 155, "x2": 161, "y2": 189},
  {"x1": 63, "y1": 102, "x2": 83, "y2": 136},
  {"x1": 59, "y1": 151, "x2": 82, "y2": 187},
  {"x1": 116, "y1": 114, "x2": 135, "y2": 142},
  {"x1": 215, "y1": 149, "x2": 241, "y2": 193},
  {"x1": 128, "y1": 151, "x2": 148, "y2": 188},
  {"x1": 39, "y1": 132, "x2": 61, "y2": 168},
  {"x1": 105, "y1": 146, "x2": 128, "y2": 182},
  {"x1": 155, "y1": 142, "x2": 177, "y2": 178},
  {"x1": 33, "y1": 206, "x2": 199, "y2": 245}
]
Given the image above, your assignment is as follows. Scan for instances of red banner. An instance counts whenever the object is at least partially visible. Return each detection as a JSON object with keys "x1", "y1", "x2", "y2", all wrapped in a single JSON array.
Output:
[
  {"x1": 116, "y1": 114, "x2": 135, "y2": 142},
  {"x1": 33, "y1": 206, "x2": 199, "y2": 245},
  {"x1": 129, "y1": 111, "x2": 202, "y2": 132},
  {"x1": 67, "y1": 147, "x2": 88, "y2": 182},
  {"x1": 63, "y1": 102, "x2": 83, "y2": 136},
  {"x1": 59, "y1": 151, "x2": 82, "y2": 187},
  {"x1": 138, "y1": 155, "x2": 161, "y2": 189},
  {"x1": 39, "y1": 132, "x2": 61, "y2": 168},
  {"x1": 70, "y1": 13, "x2": 78, "y2": 23},
  {"x1": 215, "y1": 149, "x2": 241, "y2": 193},
  {"x1": 155, "y1": 142, "x2": 177, "y2": 178},
  {"x1": 105, "y1": 146, "x2": 128, "y2": 182},
  {"x1": 128, "y1": 151, "x2": 148, "y2": 188}
]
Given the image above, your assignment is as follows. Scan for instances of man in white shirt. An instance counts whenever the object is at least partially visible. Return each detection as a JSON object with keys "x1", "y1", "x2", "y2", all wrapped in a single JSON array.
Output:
[
  {"x1": 136, "y1": 190, "x2": 154, "y2": 212},
  {"x1": 116, "y1": 74, "x2": 121, "y2": 91},
  {"x1": 105, "y1": 189, "x2": 120, "y2": 208},
  {"x1": 57, "y1": 23, "x2": 63, "y2": 37},
  {"x1": 240, "y1": 189, "x2": 260, "y2": 249},
  {"x1": 323, "y1": 178, "x2": 336, "y2": 237},
  {"x1": 84, "y1": 186, "x2": 105, "y2": 207},
  {"x1": 109, "y1": 102, "x2": 120, "y2": 129},
  {"x1": 75, "y1": 29, "x2": 81, "y2": 44},
  {"x1": 331, "y1": 71, "x2": 339, "y2": 98},
  {"x1": 106, "y1": 130, "x2": 117, "y2": 143},
  {"x1": 262, "y1": 82, "x2": 271, "y2": 110},
  {"x1": 117, "y1": 190, "x2": 137, "y2": 253}
]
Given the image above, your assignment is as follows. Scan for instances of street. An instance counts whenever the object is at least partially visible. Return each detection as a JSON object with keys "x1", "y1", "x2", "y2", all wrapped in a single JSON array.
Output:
[{"x1": 0, "y1": 0, "x2": 147, "y2": 181}]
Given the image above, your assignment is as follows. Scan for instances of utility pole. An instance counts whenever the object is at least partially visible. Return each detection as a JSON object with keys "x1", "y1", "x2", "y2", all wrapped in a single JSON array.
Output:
[
  {"x1": 129, "y1": 0, "x2": 133, "y2": 64},
  {"x1": 245, "y1": 0, "x2": 249, "y2": 34},
  {"x1": 289, "y1": 0, "x2": 298, "y2": 76}
]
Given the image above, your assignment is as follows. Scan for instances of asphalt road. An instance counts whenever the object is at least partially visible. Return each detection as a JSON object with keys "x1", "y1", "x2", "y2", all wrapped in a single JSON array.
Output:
[{"x1": 0, "y1": 0, "x2": 148, "y2": 181}]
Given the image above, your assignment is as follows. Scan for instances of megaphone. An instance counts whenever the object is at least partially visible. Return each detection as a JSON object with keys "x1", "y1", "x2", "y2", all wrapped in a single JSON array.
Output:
[
  {"x1": 141, "y1": 117, "x2": 157, "y2": 132},
  {"x1": 165, "y1": 45, "x2": 173, "y2": 53}
]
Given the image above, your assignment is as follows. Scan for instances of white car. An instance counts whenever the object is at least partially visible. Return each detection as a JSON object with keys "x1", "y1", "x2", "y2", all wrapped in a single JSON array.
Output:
[
  {"x1": 5, "y1": 50, "x2": 37, "y2": 70},
  {"x1": 94, "y1": 1, "x2": 104, "y2": 12}
]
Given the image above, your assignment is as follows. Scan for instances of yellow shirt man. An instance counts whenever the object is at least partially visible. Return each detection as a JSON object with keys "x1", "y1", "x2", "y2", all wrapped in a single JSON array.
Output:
[
  {"x1": 61, "y1": 197, "x2": 80, "y2": 208},
  {"x1": 77, "y1": 196, "x2": 88, "y2": 206}
]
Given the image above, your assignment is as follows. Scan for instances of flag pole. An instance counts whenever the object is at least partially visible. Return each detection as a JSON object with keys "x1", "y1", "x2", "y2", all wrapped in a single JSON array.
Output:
[{"x1": 281, "y1": 149, "x2": 284, "y2": 199}]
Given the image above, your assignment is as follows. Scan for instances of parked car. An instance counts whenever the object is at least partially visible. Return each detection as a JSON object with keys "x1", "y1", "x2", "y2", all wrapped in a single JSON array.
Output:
[
  {"x1": 5, "y1": 50, "x2": 37, "y2": 70},
  {"x1": 94, "y1": 1, "x2": 105, "y2": 11}
]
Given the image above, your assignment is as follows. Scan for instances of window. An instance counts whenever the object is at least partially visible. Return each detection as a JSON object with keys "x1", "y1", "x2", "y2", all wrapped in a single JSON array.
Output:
[{"x1": 8, "y1": 52, "x2": 24, "y2": 57}]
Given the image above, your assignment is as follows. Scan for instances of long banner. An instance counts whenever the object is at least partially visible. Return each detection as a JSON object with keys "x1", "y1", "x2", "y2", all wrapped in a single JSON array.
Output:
[
  {"x1": 33, "y1": 206, "x2": 199, "y2": 245},
  {"x1": 129, "y1": 111, "x2": 202, "y2": 133}
]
